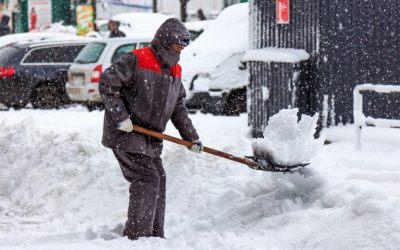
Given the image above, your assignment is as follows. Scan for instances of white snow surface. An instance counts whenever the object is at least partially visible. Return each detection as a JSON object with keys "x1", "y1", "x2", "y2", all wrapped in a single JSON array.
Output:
[
  {"x1": 252, "y1": 109, "x2": 325, "y2": 165},
  {"x1": 0, "y1": 107, "x2": 400, "y2": 250},
  {"x1": 243, "y1": 48, "x2": 310, "y2": 63}
]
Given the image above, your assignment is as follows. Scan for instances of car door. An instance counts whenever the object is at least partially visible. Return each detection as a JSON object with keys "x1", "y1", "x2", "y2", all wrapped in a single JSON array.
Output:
[
  {"x1": 21, "y1": 44, "x2": 86, "y2": 107},
  {"x1": 22, "y1": 44, "x2": 85, "y2": 85}
]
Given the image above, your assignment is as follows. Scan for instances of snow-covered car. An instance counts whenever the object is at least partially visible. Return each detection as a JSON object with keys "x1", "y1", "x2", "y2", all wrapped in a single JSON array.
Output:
[
  {"x1": 111, "y1": 12, "x2": 174, "y2": 38},
  {"x1": 66, "y1": 37, "x2": 151, "y2": 108},
  {"x1": 180, "y1": 3, "x2": 248, "y2": 115},
  {"x1": 184, "y1": 20, "x2": 214, "y2": 41}
]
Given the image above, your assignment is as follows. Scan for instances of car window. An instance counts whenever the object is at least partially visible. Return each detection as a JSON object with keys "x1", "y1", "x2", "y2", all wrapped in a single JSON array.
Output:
[
  {"x1": 75, "y1": 42, "x2": 106, "y2": 64},
  {"x1": 111, "y1": 43, "x2": 136, "y2": 63},
  {"x1": 23, "y1": 45, "x2": 85, "y2": 64},
  {"x1": 0, "y1": 46, "x2": 26, "y2": 66},
  {"x1": 138, "y1": 42, "x2": 150, "y2": 48},
  {"x1": 55, "y1": 45, "x2": 86, "y2": 62}
]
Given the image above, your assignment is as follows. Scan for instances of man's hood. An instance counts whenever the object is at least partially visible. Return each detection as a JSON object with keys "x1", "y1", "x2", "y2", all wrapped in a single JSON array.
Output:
[{"x1": 151, "y1": 18, "x2": 190, "y2": 67}]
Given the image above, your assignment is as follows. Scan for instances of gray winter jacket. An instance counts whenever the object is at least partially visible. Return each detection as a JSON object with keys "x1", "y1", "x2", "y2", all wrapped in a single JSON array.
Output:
[{"x1": 99, "y1": 18, "x2": 199, "y2": 157}]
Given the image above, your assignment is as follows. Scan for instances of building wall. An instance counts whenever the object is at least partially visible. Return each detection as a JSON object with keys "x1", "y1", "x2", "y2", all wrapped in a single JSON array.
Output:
[
  {"x1": 318, "y1": 0, "x2": 400, "y2": 124},
  {"x1": 249, "y1": 0, "x2": 400, "y2": 137}
]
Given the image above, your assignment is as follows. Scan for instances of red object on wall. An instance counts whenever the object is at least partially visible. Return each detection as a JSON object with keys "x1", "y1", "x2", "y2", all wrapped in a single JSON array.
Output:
[
  {"x1": 277, "y1": 0, "x2": 290, "y2": 24},
  {"x1": 30, "y1": 7, "x2": 37, "y2": 31}
]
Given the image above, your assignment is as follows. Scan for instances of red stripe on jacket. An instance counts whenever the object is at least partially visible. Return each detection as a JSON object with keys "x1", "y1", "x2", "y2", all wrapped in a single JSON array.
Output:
[{"x1": 133, "y1": 47, "x2": 181, "y2": 78}]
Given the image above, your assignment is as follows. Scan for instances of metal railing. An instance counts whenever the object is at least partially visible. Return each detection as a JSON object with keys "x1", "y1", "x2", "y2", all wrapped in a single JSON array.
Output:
[{"x1": 353, "y1": 84, "x2": 400, "y2": 149}]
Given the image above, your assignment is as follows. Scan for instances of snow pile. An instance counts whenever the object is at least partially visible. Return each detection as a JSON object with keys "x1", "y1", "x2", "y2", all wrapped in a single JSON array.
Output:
[
  {"x1": 243, "y1": 48, "x2": 310, "y2": 63},
  {"x1": 0, "y1": 113, "x2": 127, "y2": 232},
  {"x1": 42, "y1": 22, "x2": 77, "y2": 35},
  {"x1": 252, "y1": 109, "x2": 325, "y2": 165},
  {"x1": 0, "y1": 109, "x2": 400, "y2": 249}
]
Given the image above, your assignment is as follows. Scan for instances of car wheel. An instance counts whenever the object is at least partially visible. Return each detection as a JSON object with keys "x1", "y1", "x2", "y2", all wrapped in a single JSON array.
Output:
[{"x1": 31, "y1": 83, "x2": 65, "y2": 109}]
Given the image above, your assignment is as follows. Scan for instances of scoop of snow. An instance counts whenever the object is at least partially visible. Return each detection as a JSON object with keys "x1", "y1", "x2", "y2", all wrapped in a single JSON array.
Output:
[{"x1": 252, "y1": 109, "x2": 325, "y2": 165}]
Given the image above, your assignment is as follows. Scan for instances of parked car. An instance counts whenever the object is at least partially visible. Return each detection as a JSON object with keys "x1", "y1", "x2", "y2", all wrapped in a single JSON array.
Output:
[
  {"x1": 0, "y1": 40, "x2": 89, "y2": 109},
  {"x1": 180, "y1": 3, "x2": 248, "y2": 115},
  {"x1": 66, "y1": 37, "x2": 151, "y2": 107}
]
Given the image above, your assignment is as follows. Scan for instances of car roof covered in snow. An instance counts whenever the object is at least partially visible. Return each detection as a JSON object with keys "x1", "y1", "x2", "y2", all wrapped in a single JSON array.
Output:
[
  {"x1": 0, "y1": 32, "x2": 88, "y2": 48},
  {"x1": 87, "y1": 37, "x2": 152, "y2": 44},
  {"x1": 7, "y1": 39, "x2": 92, "y2": 49}
]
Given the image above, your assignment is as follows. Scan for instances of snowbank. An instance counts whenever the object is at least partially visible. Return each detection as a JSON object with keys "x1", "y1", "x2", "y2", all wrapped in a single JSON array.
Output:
[{"x1": 0, "y1": 108, "x2": 399, "y2": 249}]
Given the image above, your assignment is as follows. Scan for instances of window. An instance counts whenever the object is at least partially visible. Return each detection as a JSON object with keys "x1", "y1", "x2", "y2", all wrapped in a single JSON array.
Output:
[
  {"x1": 75, "y1": 42, "x2": 106, "y2": 64},
  {"x1": 111, "y1": 43, "x2": 137, "y2": 63},
  {"x1": 138, "y1": 42, "x2": 151, "y2": 48},
  {"x1": 0, "y1": 46, "x2": 26, "y2": 65},
  {"x1": 56, "y1": 45, "x2": 86, "y2": 62},
  {"x1": 23, "y1": 45, "x2": 85, "y2": 64}
]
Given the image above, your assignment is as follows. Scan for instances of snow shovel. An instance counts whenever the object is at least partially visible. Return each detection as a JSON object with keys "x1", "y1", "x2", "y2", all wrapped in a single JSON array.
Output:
[{"x1": 132, "y1": 125, "x2": 308, "y2": 172}]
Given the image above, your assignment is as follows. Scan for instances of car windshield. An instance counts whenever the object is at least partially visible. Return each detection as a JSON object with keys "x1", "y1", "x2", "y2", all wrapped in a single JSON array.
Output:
[{"x1": 75, "y1": 42, "x2": 106, "y2": 64}]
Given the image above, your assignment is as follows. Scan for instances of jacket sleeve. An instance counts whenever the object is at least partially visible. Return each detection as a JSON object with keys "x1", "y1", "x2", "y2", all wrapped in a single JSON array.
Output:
[
  {"x1": 99, "y1": 52, "x2": 137, "y2": 123},
  {"x1": 171, "y1": 84, "x2": 199, "y2": 141}
]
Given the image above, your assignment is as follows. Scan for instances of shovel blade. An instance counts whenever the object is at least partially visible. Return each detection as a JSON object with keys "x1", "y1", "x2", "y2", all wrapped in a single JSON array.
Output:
[{"x1": 245, "y1": 156, "x2": 309, "y2": 172}]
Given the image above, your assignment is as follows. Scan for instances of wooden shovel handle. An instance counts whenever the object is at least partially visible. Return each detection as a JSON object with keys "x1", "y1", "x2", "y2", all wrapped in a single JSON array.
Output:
[{"x1": 132, "y1": 125, "x2": 258, "y2": 169}]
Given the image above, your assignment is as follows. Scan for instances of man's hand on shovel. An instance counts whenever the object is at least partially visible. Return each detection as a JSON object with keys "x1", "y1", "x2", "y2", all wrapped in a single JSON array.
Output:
[{"x1": 189, "y1": 140, "x2": 203, "y2": 153}]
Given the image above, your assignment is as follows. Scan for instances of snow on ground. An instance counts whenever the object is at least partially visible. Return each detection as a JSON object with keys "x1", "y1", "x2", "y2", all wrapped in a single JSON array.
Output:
[{"x1": 0, "y1": 107, "x2": 399, "y2": 250}]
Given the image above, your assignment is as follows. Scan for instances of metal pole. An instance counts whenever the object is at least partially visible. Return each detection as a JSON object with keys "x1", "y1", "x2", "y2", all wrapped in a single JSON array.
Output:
[
  {"x1": 180, "y1": 0, "x2": 188, "y2": 22},
  {"x1": 93, "y1": 0, "x2": 97, "y2": 21},
  {"x1": 153, "y1": 0, "x2": 157, "y2": 13}
]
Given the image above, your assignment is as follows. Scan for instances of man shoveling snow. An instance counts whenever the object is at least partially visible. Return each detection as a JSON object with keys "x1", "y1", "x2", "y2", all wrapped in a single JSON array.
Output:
[{"x1": 99, "y1": 18, "x2": 203, "y2": 240}]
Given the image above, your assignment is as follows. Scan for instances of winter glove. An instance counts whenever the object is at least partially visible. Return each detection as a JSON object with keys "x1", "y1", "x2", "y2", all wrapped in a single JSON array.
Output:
[
  {"x1": 189, "y1": 140, "x2": 203, "y2": 153},
  {"x1": 117, "y1": 118, "x2": 133, "y2": 132}
]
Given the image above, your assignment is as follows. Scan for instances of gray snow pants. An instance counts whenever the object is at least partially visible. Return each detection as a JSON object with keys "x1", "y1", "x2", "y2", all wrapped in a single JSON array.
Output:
[{"x1": 113, "y1": 149, "x2": 166, "y2": 240}]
